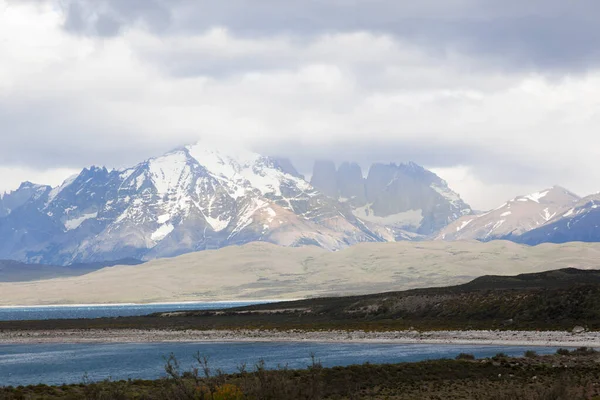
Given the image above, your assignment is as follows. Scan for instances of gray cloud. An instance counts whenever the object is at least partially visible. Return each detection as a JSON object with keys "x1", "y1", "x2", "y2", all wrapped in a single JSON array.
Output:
[
  {"x1": 23, "y1": 0, "x2": 600, "y2": 72},
  {"x1": 257, "y1": 139, "x2": 557, "y2": 188},
  {"x1": 59, "y1": 0, "x2": 171, "y2": 37},
  {"x1": 3, "y1": 0, "x2": 600, "y2": 209}
]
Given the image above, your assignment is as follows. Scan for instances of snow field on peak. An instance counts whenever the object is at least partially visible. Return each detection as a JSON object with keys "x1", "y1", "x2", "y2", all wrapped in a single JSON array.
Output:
[
  {"x1": 523, "y1": 190, "x2": 550, "y2": 203},
  {"x1": 186, "y1": 143, "x2": 312, "y2": 200},
  {"x1": 148, "y1": 151, "x2": 193, "y2": 196}
]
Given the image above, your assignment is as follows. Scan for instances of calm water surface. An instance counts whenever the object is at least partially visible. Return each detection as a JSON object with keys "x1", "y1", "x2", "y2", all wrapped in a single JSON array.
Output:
[
  {"x1": 0, "y1": 342, "x2": 565, "y2": 387},
  {"x1": 0, "y1": 302, "x2": 269, "y2": 321}
]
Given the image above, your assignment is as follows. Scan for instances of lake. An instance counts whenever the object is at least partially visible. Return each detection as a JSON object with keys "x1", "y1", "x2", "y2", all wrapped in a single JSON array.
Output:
[
  {"x1": 0, "y1": 342, "x2": 565, "y2": 387},
  {"x1": 0, "y1": 302, "x2": 270, "y2": 321}
]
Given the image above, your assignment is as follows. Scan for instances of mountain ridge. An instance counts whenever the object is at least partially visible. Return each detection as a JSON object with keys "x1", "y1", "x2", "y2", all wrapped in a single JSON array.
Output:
[
  {"x1": 436, "y1": 185, "x2": 581, "y2": 242},
  {"x1": 310, "y1": 159, "x2": 472, "y2": 238},
  {"x1": 0, "y1": 142, "x2": 470, "y2": 265}
]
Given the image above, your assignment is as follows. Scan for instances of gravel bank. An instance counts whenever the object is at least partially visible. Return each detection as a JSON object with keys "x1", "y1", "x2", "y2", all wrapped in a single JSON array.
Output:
[{"x1": 1, "y1": 329, "x2": 599, "y2": 347}]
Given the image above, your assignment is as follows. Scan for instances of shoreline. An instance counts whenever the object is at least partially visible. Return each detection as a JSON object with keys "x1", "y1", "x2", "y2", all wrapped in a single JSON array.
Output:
[
  {"x1": 0, "y1": 299, "x2": 293, "y2": 309},
  {"x1": 1, "y1": 329, "x2": 598, "y2": 348}
]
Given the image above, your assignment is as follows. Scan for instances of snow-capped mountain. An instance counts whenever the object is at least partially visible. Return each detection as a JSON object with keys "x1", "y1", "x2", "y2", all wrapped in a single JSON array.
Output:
[
  {"x1": 0, "y1": 142, "x2": 400, "y2": 265},
  {"x1": 435, "y1": 186, "x2": 580, "y2": 241},
  {"x1": 310, "y1": 160, "x2": 472, "y2": 238},
  {"x1": 514, "y1": 193, "x2": 600, "y2": 245}
]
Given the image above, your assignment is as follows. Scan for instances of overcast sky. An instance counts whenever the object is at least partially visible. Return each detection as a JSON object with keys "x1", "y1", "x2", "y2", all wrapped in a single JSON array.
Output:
[{"x1": 1, "y1": 0, "x2": 600, "y2": 209}]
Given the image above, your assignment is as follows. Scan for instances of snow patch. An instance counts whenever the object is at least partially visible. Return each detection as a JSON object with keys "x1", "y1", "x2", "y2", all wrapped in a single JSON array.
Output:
[
  {"x1": 205, "y1": 215, "x2": 231, "y2": 232},
  {"x1": 119, "y1": 168, "x2": 135, "y2": 181},
  {"x1": 47, "y1": 173, "x2": 79, "y2": 204},
  {"x1": 524, "y1": 190, "x2": 549, "y2": 203},
  {"x1": 456, "y1": 219, "x2": 474, "y2": 232},
  {"x1": 500, "y1": 211, "x2": 512, "y2": 217},
  {"x1": 151, "y1": 223, "x2": 174, "y2": 241},
  {"x1": 157, "y1": 214, "x2": 171, "y2": 224},
  {"x1": 541, "y1": 207, "x2": 556, "y2": 222},
  {"x1": 430, "y1": 183, "x2": 462, "y2": 205},
  {"x1": 64, "y1": 212, "x2": 97, "y2": 231},
  {"x1": 135, "y1": 174, "x2": 146, "y2": 190},
  {"x1": 353, "y1": 205, "x2": 423, "y2": 228}
]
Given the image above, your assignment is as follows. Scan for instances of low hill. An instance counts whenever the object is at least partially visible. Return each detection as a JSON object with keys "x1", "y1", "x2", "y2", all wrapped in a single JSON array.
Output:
[
  {"x1": 1, "y1": 241, "x2": 600, "y2": 306},
  {"x1": 0, "y1": 259, "x2": 142, "y2": 282},
  {"x1": 162, "y1": 267, "x2": 600, "y2": 331},
  {"x1": 3, "y1": 267, "x2": 600, "y2": 332}
]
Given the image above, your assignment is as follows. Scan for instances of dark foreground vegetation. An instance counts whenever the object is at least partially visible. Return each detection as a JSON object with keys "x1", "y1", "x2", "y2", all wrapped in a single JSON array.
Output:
[
  {"x1": 2, "y1": 268, "x2": 600, "y2": 332},
  {"x1": 2, "y1": 348, "x2": 600, "y2": 399}
]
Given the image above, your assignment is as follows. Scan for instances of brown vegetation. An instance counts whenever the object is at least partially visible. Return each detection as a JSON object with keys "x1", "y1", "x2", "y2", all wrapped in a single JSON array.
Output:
[{"x1": 1, "y1": 350, "x2": 600, "y2": 399}]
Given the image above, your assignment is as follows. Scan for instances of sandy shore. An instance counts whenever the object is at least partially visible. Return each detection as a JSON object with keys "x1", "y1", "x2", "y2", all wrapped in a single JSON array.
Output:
[{"x1": 1, "y1": 329, "x2": 599, "y2": 347}]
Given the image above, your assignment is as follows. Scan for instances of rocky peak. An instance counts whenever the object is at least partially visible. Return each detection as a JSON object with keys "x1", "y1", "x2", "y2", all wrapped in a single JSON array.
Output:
[
  {"x1": 270, "y1": 157, "x2": 304, "y2": 179},
  {"x1": 0, "y1": 142, "x2": 390, "y2": 265},
  {"x1": 310, "y1": 160, "x2": 338, "y2": 198},
  {"x1": 310, "y1": 160, "x2": 471, "y2": 237},
  {"x1": 512, "y1": 185, "x2": 580, "y2": 205},
  {"x1": 335, "y1": 162, "x2": 364, "y2": 204},
  {"x1": 0, "y1": 182, "x2": 51, "y2": 218}
]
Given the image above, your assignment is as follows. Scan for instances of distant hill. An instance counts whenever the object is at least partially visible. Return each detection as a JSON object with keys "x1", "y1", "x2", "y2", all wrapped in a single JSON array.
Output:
[
  {"x1": 2, "y1": 241, "x2": 600, "y2": 306},
  {"x1": 0, "y1": 259, "x2": 142, "y2": 282}
]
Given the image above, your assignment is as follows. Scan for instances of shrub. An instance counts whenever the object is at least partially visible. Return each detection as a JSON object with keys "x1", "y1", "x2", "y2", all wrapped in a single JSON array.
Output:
[
  {"x1": 524, "y1": 350, "x2": 537, "y2": 358},
  {"x1": 572, "y1": 347, "x2": 597, "y2": 356},
  {"x1": 556, "y1": 348, "x2": 571, "y2": 356},
  {"x1": 213, "y1": 384, "x2": 244, "y2": 400},
  {"x1": 455, "y1": 353, "x2": 475, "y2": 360}
]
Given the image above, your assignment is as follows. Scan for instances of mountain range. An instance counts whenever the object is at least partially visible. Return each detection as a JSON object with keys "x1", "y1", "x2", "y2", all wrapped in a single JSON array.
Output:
[
  {"x1": 0, "y1": 142, "x2": 469, "y2": 265},
  {"x1": 1, "y1": 141, "x2": 599, "y2": 266},
  {"x1": 437, "y1": 186, "x2": 600, "y2": 245}
]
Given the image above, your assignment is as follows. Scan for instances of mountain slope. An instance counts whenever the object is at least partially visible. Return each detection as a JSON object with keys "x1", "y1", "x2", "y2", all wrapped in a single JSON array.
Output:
[
  {"x1": 310, "y1": 161, "x2": 472, "y2": 238},
  {"x1": 515, "y1": 193, "x2": 600, "y2": 245},
  {"x1": 435, "y1": 186, "x2": 580, "y2": 241},
  {"x1": 0, "y1": 143, "x2": 391, "y2": 265}
]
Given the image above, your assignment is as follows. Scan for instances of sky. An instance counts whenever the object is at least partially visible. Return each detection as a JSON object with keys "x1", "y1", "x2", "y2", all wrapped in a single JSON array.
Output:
[{"x1": 1, "y1": 0, "x2": 600, "y2": 210}]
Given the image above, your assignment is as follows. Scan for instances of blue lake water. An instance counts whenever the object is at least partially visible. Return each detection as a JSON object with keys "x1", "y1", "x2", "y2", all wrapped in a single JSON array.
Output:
[
  {"x1": 0, "y1": 302, "x2": 269, "y2": 321},
  {"x1": 0, "y1": 342, "x2": 565, "y2": 387}
]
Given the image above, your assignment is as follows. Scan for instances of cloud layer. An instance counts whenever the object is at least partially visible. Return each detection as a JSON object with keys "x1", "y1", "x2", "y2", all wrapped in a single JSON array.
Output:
[{"x1": 2, "y1": 0, "x2": 600, "y2": 208}]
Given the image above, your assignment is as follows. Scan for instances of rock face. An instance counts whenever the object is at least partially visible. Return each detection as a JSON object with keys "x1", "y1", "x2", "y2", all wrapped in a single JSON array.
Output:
[
  {"x1": 514, "y1": 193, "x2": 600, "y2": 245},
  {"x1": 436, "y1": 186, "x2": 580, "y2": 241},
  {"x1": 0, "y1": 143, "x2": 394, "y2": 265},
  {"x1": 0, "y1": 182, "x2": 50, "y2": 218},
  {"x1": 311, "y1": 161, "x2": 472, "y2": 237}
]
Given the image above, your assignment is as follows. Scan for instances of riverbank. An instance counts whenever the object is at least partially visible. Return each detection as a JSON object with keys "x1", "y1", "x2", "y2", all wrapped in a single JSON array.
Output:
[
  {"x1": 1, "y1": 328, "x2": 599, "y2": 347},
  {"x1": 2, "y1": 347, "x2": 599, "y2": 400}
]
